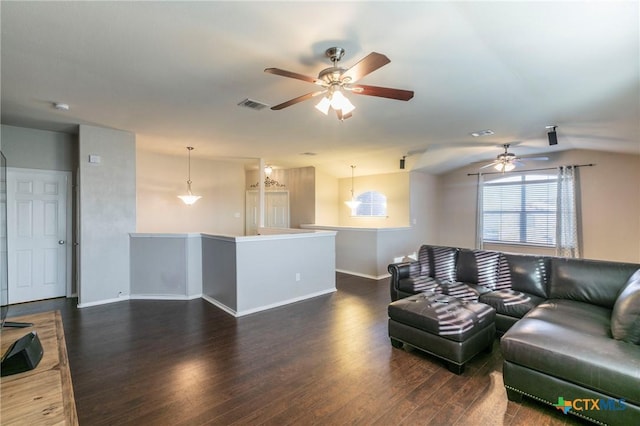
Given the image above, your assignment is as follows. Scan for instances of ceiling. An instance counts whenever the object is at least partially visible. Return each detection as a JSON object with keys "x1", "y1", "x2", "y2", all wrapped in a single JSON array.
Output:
[{"x1": 1, "y1": 1, "x2": 638, "y2": 177}]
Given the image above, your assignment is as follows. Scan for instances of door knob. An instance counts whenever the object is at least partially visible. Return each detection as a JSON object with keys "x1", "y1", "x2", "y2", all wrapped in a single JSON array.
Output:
[{"x1": 58, "y1": 240, "x2": 65, "y2": 245}]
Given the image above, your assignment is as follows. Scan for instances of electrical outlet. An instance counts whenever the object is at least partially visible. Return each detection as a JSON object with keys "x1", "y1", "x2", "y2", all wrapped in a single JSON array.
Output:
[{"x1": 295, "y1": 273, "x2": 301, "y2": 282}]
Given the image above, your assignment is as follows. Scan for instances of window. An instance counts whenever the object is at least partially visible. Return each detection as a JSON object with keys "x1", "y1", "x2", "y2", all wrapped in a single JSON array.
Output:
[
  {"x1": 482, "y1": 174, "x2": 557, "y2": 246},
  {"x1": 354, "y1": 191, "x2": 387, "y2": 217}
]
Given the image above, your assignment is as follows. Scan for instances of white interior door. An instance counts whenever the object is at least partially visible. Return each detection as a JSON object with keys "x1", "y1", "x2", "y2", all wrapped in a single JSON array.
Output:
[
  {"x1": 266, "y1": 191, "x2": 290, "y2": 228},
  {"x1": 7, "y1": 168, "x2": 70, "y2": 303},
  {"x1": 246, "y1": 190, "x2": 290, "y2": 234}
]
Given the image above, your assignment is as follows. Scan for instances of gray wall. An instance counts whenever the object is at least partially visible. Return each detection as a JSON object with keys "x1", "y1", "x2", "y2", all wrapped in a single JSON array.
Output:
[
  {"x1": 78, "y1": 124, "x2": 136, "y2": 305},
  {"x1": 0, "y1": 125, "x2": 77, "y2": 171}
]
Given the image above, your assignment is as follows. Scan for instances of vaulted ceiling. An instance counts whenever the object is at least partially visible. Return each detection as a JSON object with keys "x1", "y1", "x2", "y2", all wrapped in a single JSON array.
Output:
[{"x1": 2, "y1": 1, "x2": 638, "y2": 177}]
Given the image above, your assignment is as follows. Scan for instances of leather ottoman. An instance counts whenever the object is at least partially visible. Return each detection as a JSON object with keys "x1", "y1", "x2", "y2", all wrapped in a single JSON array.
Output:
[{"x1": 388, "y1": 292, "x2": 496, "y2": 374}]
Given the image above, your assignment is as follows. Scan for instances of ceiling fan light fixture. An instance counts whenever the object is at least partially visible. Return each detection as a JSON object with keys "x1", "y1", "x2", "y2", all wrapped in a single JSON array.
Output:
[
  {"x1": 315, "y1": 96, "x2": 331, "y2": 115},
  {"x1": 329, "y1": 90, "x2": 348, "y2": 110},
  {"x1": 494, "y1": 162, "x2": 515, "y2": 172}
]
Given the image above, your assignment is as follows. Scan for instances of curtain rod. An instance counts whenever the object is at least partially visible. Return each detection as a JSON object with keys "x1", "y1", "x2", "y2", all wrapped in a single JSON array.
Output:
[{"x1": 467, "y1": 163, "x2": 595, "y2": 177}]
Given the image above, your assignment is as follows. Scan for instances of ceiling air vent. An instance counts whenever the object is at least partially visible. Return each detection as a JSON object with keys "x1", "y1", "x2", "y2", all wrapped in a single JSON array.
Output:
[
  {"x1": 238, "y1": 98, "x2": 269, "y2": 110},
  {"x1": 470, "y1": 129, "x2": 495, "y2": 137}
]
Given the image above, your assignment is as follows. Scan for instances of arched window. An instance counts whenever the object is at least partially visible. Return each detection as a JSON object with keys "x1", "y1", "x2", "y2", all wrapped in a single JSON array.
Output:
[{"x1": 354, "y1": 191, "x2": 387, "y2": 217}]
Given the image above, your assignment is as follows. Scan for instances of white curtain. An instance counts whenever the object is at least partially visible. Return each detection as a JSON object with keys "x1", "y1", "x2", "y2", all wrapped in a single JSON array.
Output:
[
  {"x1": 476, "y1": 173, "x2": 484, "y2": 249},
  {"x1": 556, "y1": 166, "x2": 580, "y2": 258}
]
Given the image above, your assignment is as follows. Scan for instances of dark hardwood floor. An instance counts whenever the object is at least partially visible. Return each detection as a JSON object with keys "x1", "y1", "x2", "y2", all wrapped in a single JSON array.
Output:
[{"x1": 5, "y1": 273, "x2": 588, "y2": 425}]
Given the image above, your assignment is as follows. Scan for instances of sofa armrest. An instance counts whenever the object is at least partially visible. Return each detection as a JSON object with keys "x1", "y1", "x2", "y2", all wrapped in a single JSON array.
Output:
[{"x1": 388, "y1": 261, "x2": 416, "y2": 301}]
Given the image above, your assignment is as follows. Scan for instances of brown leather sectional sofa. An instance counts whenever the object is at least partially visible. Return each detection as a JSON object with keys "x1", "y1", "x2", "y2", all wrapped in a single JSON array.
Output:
[{"x1": 388, "y1": 245, "x2": 640, "y2": 424}]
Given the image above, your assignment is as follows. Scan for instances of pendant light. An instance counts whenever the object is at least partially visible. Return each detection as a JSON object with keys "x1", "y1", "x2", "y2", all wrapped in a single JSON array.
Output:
[
  {"x1": 178, "y1": 146, "x2": 202, "y2": 205},
  {"x1": 345, "y1": 165, "x2": 361, "y2": 211}
]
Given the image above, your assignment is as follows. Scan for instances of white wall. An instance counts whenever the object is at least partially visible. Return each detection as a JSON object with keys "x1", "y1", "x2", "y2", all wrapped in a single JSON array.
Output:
[
  {"x1": 409, "y1": 170, "x2": 439, "y2": 247},
  {"x1": 338, "y1": 171, "x2": 410, "y2": 228},
  {"x1": 314, "y1": 168, "x2": 339, "y2": 225},
  {"x1": 78, "y1": 125, "x2": 136, "y2": 305},
  {"x1": 436, "y1": 149, "x2": 640, "y2": 263},
  {"x1": 136, "y1": 149, "x2": 246, "y2": 235}
]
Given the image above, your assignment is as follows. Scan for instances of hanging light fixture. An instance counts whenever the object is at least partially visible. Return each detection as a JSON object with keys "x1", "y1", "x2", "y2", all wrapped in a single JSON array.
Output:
[
  {"x1": 315, "y1": 85, "x2": 356, "y2": 119},
  {"x1": 494, "y1": 161, "x2": 516, "y2": 173},
  {"x1": 178, "y1": 146, "x2": 202, "y2": 205},
  {"x1": 345, "y1": 165, "x2": 361, "y2": 211}
]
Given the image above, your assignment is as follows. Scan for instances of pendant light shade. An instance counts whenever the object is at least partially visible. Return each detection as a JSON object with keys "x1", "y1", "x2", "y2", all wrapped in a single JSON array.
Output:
[
  {"x1": 345, "y1": 165, "x2": 361, "y2": 211},
  {"x1": 178, "y1": 146, "x2": 202, "y2": 205},
  {"x1": 315, "y1": 88, "x2": 356, "y2": 118},
  {"x1": 494, "y1": 161, "x2": 516, "y2": 173}
]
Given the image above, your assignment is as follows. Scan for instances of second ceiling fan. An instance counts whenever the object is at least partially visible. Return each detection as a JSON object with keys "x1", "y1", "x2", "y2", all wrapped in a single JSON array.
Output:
[
  {"x1": 265, "y1": 47, "x2": 414, "y2": 121},
  {"x1": 480, "y1": 144, "x2": 549, "y2": 173}
]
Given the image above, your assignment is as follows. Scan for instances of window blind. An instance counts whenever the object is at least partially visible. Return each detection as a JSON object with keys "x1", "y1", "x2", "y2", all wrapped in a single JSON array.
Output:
[{"x1": 482, "y1": 174, "x2": 557, "y2": 246}]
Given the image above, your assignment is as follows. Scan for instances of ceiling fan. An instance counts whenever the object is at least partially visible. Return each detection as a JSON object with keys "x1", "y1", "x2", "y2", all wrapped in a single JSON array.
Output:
[
  {"x1": 480, "y1": 144, "x2": 549, "y2": 172},
  {"x1": 264, "y1": 47, "x2": 414, "y2": 121}
]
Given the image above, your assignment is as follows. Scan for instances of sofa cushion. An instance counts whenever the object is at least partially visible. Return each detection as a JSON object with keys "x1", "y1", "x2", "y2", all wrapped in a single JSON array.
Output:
[
  {"x1": 398, "y1": 276, "x2": 442, "y2": 294},
  {"x1": 479, "y1": 289, "x2": 545, "y2": 319},
  {"x1": 388, "y1": 292, "x2": 495, "y2": 342},
  {"x1": 441, "y1": 282, "x2": 491, "y2": 302},
  {"x1": 501, "y1": 300, "x2": 640, "y2": 406},
  {"x1": 431, "y1": 246, "x2": 457, "y2": 283},
  {"x1": 417, "y1": 245, "x2": 431, "y2": 276},
  {"x1": 549, "y1": 258, "x2": 639, "y2": 309},
  {"x1": 496, "y1": 254, "x2": 549, "y2": 298},
  {"x1": 611, "y1": 269, "x2": 640, "y2": 344},
  {"x1": 456, "y1": 249, "x2": 501, "y2": 289}
]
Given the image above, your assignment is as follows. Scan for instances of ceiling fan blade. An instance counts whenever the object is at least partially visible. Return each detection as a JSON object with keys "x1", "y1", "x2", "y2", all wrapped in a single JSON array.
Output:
[
  {"x1": 479, "y1": 161, "x2": 498, "y2": 169},
  {"x1": 264, "y1": 68, "x2": 323, "y2": 85},
  {"x1": 341, "y1": 52, "x2": 390, "y2": 83},
  {"x1": 270, "y1": 91, "x2": 325, "y2": 110},
  {"x1": 523, "y1": 156, "x2": 549, "y2": 161},
  {"x1": 349, "y1": 84, "x2": 414, "y2": 101}
]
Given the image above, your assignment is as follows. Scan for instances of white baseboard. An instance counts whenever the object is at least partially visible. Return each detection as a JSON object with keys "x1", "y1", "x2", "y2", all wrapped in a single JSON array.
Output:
[
  {"x1": 202, "y1": 288, "x2": 336, "y2": 317},
  {"x1": 336, "y1": 269, "x2": 390, "y2": 280},
  {"x1": 77, "y1": 296, "x2": 127, "y2": 308},
  {"x1": 77, "y1": 293, "x2": 202, "y2": 308},
  {"x1": 129, "y1": 293, "x2": 202, "y2": 301}
]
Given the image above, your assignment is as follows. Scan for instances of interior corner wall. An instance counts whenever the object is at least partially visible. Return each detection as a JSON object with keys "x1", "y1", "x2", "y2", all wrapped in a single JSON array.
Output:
[
  {"x1": 436, "y1": 149, "x2": 640, "y2": 263},
  {"x1": 287, "y1": 166, "x2": 315, "y2": 228},
  {"x1": 314, "y1": 169, "x2": 338, "y2": 226},
  {"x1": 78, "y1": 125, "x2": 136, "y2": 305}
]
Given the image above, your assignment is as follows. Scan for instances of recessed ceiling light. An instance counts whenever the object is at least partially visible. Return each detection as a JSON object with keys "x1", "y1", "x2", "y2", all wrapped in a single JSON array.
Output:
[
  {"x1": 53, "y1": 102, "x2": 70, "y2": 111},
  {"x1": 300, "y1": 152, "x2": 317, "y2": 156},
  {"x1": 470, "y1": 129, "x2": 494, "y2": 137}
]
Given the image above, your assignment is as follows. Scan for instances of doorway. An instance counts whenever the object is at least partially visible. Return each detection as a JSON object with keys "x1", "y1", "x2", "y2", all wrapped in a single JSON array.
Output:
[{"x1": 7, "y1": 168, "x2": 72, "y2": 303}]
